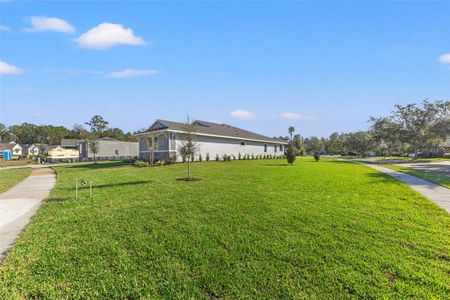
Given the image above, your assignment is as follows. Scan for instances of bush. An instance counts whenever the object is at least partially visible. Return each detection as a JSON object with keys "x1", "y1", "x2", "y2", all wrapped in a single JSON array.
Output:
[
  {"x1": 251, "y1": 153, "x2": 255, "y2": 160},
  {"x1": 314, "y1": 153, "x2": 320, "y2": 162},
  {"x1": 133, "y1": 160, "x2": 150, "y2": 167},
  {"x1": 199, "y1": 154, "x2": 202, "y2": 162},
  {"x1": 238, "y1": 152, "x2": 242, "y2": 160},
  {"x1": 232, "y1": 154, "x2": 236, "y2": 160},
  {"x1": 222, "y1": 154, "x2": 228, "y2": 161},
  {"x1": 286, "y1": 142, "x2": 297, "y2": 165},
  {"x1": 206, "y1": 153, "x2": 210, "y2": 161},
  {"x1": 215, "y1": 154, "x2": 220, "y2": 161}
]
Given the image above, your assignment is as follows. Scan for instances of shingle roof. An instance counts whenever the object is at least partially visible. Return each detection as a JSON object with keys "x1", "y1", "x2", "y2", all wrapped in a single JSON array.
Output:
[
  {"x1": 143, "y1": 119, "x2": 287, "y2": 144},
  {"x1": 61, "y1": 139, "x2": 83, "y2": 147},
  {"x1": 0, "y1": 142, "x2": 20, "y2": 151}
]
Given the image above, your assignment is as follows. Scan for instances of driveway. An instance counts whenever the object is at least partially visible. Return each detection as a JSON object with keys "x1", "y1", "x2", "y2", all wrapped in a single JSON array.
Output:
[{"x1": 394, "y1": 161, "x2": 450, "y2": 177}]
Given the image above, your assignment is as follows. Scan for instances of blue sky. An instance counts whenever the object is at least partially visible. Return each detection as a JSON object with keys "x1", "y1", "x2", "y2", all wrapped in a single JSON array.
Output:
[{"x1": 1, "y1": 1, "x2": 449, "y2": 138}]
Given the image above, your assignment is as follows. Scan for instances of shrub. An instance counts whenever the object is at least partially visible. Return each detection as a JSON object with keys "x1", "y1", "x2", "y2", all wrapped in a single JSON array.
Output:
[
  {"x1": 199, "y1": 154, "x2": 203, "y2": 162},
  {"x1": 222, "y1": 154, "x2": 228, "y2": 161},
  {"x1": 286, "y1": 142, "x2": 297, "y2": 165},
  {"x1": 251, "y1": 153, "x2": 255, "y2": 160},
  {"x1": 238, "y1": 152, "x2": 242, "y2": 160},
  {"x1": 215, "y1": 154, "x2": 220, "y2": 161},
  {"x1": 242, "y1": 154, "x2": 246, "y2": 160},
  {"x1": 232, "y1": 154, "x2": 236, "y2": 160},
  {"x1": 133, "y1": 160, "x2": 150, "y2": 167},
  {"x1": 154, "y1": 160, "x2": 164, "y2": 166},
  {"x1": 314, "y1": 153, "x2": 320, "y2": 162},
  {"x1": 206, "y1": 153, "x2": 210, "y2": 161}
]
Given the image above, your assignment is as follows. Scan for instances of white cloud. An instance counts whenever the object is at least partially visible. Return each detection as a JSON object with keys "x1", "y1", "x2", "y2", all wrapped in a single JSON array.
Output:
[
  {"x1": 0, "y1": 60, "x2": 23, "y2": 75},
  {"x1": 438, "y1": 53, "x2": 450, "y2": 64},
  {"x1": 0, "y1": 25, "x2": 10, "y2": 31},
  {"x1": 75, "y1": 23, "x2": 145, "y2": 50},
  {"x1": 280, "y1": 112, "x2": 319, "y2": 121},
  {"x1": 106, "y1": 69, "x2": 158, "y2": 78},
  {"x1": 25, "y1": 16, "x2": 75, "y2": 33},
  {"x1": 230, "y1": 109, "x2": 256, "y2": 120}
]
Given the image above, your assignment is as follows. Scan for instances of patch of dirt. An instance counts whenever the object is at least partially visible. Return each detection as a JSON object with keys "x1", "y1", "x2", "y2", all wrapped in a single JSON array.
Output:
[
  {"x1": 176, "y1": 178, "x2": 202, "y2": 182},
  {"x1": 31, "y1": 168, "x2": 54, "y2": 176},
  {"x1": 404, "y1": 242, "x2": 415, "y2": 250},
  {"x1": 383, "y1": 270, "x2": 397, "y2": 284}
]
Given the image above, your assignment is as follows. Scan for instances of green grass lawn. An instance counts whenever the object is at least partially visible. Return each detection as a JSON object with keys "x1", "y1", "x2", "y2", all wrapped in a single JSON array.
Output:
[
  {"x1": 0, "y1": 159, "x2": 449, "y2": 299},
  {"x1": 0, "y1": 168, "x2": 31, "y2": 194},
  {"x1": 382, "y1": 164, "x2": 450, "y2": 189}
]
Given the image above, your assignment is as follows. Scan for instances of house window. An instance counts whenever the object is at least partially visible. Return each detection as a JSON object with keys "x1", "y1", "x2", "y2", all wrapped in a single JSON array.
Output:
[
  {"x1": 264, "y1": 144, "x2": 267, "y2": 152},
  {"x1": 280, "y1": 145, "x2": 283, "y2": 151},
  {"x1": 240, "y1": 141, "x2": 246, "y2": 146},
  {"x1": 274, "y1": 145, "x2": 277, "y2": 153}
]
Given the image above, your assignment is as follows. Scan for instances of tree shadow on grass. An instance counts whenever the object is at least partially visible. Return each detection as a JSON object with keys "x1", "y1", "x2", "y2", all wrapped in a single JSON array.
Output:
[
  {"x1": 87, "y1": 180, "x2": 153, "y2": 189},
  {"x1": 57, "y1": 180, "x2": 153, "y2": 194},
  {"x1": 62, "y1": 161, "x2": 131, "y2": 170},
  {"x1": 365, "y1": 172, "x2": 400, "y2": 183},
  {"x1": 46, "y1": 197, "x2": 70, "y2": 203},
  {"x1": 263, "y1": 163, "x2": 290, "y2": 167}
]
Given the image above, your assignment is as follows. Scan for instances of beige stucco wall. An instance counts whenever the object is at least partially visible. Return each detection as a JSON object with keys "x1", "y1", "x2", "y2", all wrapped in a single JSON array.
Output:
[{"x1": 47, "y1": 147, "x2": 79, "y2": 159}]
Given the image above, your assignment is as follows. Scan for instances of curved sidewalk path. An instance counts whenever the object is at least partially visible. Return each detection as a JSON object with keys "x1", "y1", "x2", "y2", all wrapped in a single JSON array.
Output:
[
  {"x1": 363, "y1": 163, "x2": 450, "y2": 214},
  {"x1": 0, "y1": 168, "x2": 56, "y2": 259}
]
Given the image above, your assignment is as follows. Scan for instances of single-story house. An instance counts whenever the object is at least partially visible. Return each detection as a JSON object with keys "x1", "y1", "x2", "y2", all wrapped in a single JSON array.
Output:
[
  {"x1": 44, "y1": 145, "x2": 80, "y2": 162},
  {"x1": 0, "y1": 142, "x2": 23, "y2": 159},
  {"x1": 135, "y1": 119, "x2": 288, "y2": 162},
  {"x1": 0, "y1": 143, "x2": 12, "y2": 160},
  {"x1": 61, "y1": 137, "x2": 139, "y2": 161},
  {"x1": 61, "y1": 139, "x2": 84, "y2": 149},
  {"x1": 80, "y1": 137, "x2": 139, "y2": 161},
  {"x1": 22, "y1": 144, "x2": 46, "y2": 157}
]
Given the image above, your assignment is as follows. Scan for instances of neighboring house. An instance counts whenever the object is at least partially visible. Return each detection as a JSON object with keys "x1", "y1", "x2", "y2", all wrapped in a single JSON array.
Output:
[
  {"x1": 136, "y1": 119, "x2": 288, "y2": 162},
  {"x1": 61, "y1": 138, "x2": 139, "y2": 161},
  {"x1": 0, "y1": 142, "x2": 22, "y2": 159},
  {"x1": 22, "y1": 144, "x2": 46, "y2": 157},
  {"x1": 44, "y1": 145, "x2": 80, "y2": 162},
  {"x1": 61, "y1": 139, "x2": 84, "y2": 150},
  {"x1": 0, "y1": 143, "x2": 12, "y2": 160},
  {"x1": 79, "y1": 137, "x2": 138, "y2": 161}
]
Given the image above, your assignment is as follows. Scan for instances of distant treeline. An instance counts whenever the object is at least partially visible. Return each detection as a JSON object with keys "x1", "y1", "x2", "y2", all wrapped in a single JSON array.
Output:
[
  {"x1": 278, "y1": 100, "x2": 450, "y2": 157},
  {"x1": 0, "y1": 115, "x2": 137, "y2": 145}
]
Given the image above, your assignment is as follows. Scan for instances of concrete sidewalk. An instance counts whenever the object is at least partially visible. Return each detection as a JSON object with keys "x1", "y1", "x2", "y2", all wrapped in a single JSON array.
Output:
[
  {"x1": 364, "y1": 163, "x2": 450, "y2": 214},
  {"x1": 0, "y1": 168, "x2": 56, "y2": 259}
]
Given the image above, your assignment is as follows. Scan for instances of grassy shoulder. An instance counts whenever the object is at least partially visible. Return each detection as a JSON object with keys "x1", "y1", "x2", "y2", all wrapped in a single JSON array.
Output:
[
  {"x1": 0, "y1": 168, "x2": 31, "y2": 194},
  {"x1": 370, "y1": 156, "x2": 450, "y2": 163},
  {"x1": 0, "y1": 159, "x2": 36, "y2": 168},
  {"x1": 382, "y1": 164, "x2": 450, "y2": 189},
  {"x1": 0, "y1": 159, "x2": 449, "y2": 298}
]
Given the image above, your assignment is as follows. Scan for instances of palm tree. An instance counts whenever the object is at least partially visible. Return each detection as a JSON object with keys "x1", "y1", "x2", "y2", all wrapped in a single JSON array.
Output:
[{"x1": 288, "y1": 126, "x2": 295, "y2": 140}]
